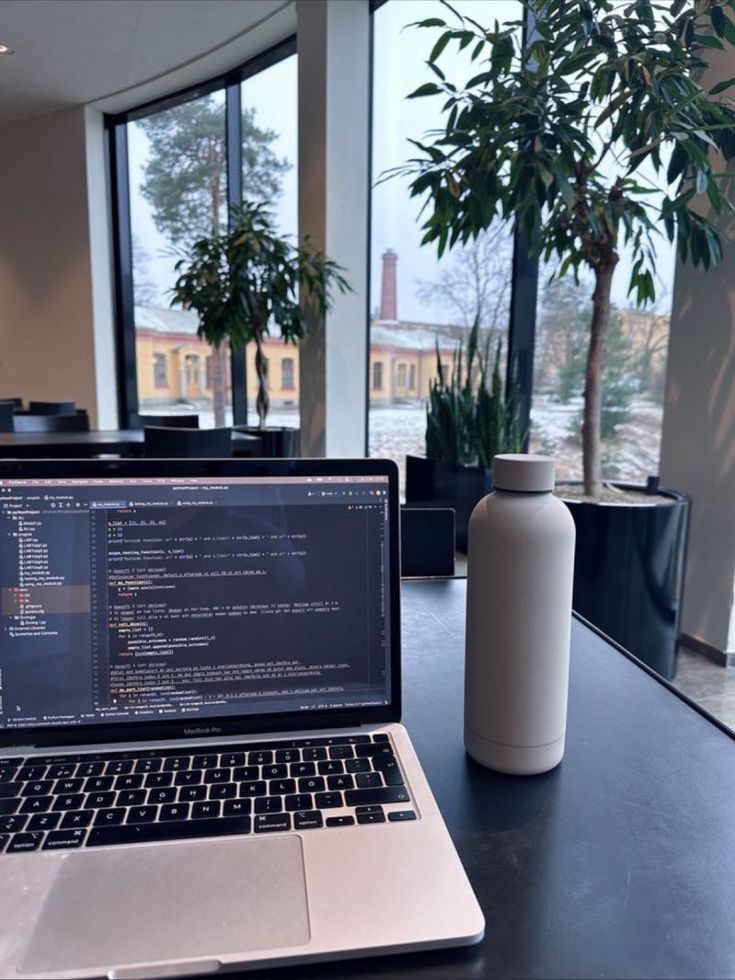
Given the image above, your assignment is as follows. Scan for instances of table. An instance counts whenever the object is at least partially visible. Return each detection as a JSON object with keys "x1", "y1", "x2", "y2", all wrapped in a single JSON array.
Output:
[
  {"x1": 257, "y1": 578, "x2": 735, "y2": 980},
  {"x1": 0, "y1": 429, "x2": 261, "y2": 458}
]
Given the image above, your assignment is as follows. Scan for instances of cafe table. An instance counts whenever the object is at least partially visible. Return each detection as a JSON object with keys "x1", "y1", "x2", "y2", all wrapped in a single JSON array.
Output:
[
  {"x1": 254, "y1": 577, "x2": 735, "y2": 980},
  {"x1": 0, "y1": 429, "x2": 261, "y2": 458}
]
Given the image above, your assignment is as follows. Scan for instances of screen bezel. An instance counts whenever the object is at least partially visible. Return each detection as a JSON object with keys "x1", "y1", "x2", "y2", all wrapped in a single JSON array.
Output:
[{"x1": 0, "y1": 457, "x2": 401, "y2": 750}]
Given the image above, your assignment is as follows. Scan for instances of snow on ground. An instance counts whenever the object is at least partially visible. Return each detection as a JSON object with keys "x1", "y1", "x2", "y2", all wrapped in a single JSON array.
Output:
[{"x1": 146, "y1": 396, "x2": 664, "y2": 493}]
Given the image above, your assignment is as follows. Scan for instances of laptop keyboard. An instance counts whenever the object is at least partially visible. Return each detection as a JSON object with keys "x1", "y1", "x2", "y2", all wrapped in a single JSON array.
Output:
[{"x1": 0, "y1": 733, "x2": 416, "y2": 854}]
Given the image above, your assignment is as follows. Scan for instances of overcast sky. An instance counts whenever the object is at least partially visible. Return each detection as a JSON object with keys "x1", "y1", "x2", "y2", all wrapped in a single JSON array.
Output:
[{"x1": 129, "y1": 0, "x2": 675, "y2": 323}]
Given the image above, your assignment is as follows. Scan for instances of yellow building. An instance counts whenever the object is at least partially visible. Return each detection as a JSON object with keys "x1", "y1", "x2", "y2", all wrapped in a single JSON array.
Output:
[
  {"x1": 135, "y1": 306, "x2": 300, "y2": 410},
  {"x1": 134, "y1": 305, "x2": 457, "y2": 412}
]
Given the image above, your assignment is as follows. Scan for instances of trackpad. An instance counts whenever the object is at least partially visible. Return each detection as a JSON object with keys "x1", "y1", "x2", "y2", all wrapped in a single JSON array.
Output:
[{"x1": 19, "y1": 836, "x2": 310, "y2": 974}]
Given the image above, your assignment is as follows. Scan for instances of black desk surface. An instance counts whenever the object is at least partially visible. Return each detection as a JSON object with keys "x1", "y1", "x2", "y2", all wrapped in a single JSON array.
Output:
[
  {"x1": 0, "y1": 429, "x2": 260, "y2": 457},
  {"x1": 258, "y1": 578, "x2": 735, "y2": 980}
]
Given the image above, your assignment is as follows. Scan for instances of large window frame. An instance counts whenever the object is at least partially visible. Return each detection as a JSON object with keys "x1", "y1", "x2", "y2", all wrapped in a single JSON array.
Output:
[
  {"x1": 365, "y1": 2, "x2": 536, "y2": 455},
  {"x1": 107, "y1": 36, "x2": 297, "y2": 429}
]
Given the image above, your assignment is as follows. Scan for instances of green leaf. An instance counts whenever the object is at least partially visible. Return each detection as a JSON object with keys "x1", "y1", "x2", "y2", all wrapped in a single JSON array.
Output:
[
  {"x1": 710, "y1": 76, "x2": 735, "y2": 95},
  {"x1": 407, "y1": 82, "x2": 441, "y2": 99},
  {"x1": 711, "y1": 4, "x2": 726, "y2": 37},
  {"x1": 429, "y1": 31, "x2": 452, "y2": 63}
]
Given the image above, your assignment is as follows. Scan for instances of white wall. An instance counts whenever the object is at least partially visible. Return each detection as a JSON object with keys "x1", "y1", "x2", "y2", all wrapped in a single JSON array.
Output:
[
  {"x1": 659, "y1": 44, "x2": 735, "y2": 658},
  {"x1": 0, "y1": 106, "x2": 116, "y2": 424}
]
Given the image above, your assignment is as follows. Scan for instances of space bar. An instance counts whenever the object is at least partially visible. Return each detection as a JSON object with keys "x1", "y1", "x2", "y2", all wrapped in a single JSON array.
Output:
[{"x1": 86, "y1": 816, "x2": 251, "y2": 848}]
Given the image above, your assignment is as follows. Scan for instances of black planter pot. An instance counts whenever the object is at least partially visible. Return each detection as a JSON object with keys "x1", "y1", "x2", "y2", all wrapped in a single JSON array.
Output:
[
  {"x1": 405, "y1": 454, "x2": 492, "y2": 552},
  {"x1": 560, "y1": 483, "x2": 690, "y2": 681},
  {"x1": 236, "y1": 426, "x2": 300, "y2": 458}
]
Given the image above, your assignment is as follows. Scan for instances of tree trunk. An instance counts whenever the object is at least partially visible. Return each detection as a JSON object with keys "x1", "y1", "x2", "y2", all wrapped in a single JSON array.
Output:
[
  {"x1": 211, "y1": 341, "x2": 227, "y2": 428},
  {"x1": 254, "y1": 328, "x2": 269, "y2": 429},
  {"x1": 582, "y1": 262, "x2": 616, "y2": 498}
]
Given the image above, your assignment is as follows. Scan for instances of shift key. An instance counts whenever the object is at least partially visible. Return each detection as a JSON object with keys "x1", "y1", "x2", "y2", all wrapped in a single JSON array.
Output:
[{"x1": 344, "y1": 787, "x2": 410, "y2": 807}]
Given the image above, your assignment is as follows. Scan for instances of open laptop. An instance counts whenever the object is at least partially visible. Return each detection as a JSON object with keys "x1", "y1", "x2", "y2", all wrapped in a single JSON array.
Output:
[{"x1": 0, "y1": 456, "x2": 483, "y2": 979}]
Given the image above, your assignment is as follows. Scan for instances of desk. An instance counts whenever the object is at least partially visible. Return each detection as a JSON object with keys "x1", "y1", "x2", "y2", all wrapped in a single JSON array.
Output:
[
  {"x1": 0, "y1": 429, "x2": 261, "y2": 458},
  {"x1": 259, "y1": 578, "x2": 735, "y2": 980}
]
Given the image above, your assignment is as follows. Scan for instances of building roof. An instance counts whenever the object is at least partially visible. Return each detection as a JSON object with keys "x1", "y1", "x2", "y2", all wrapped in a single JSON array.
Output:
[
  {"x1": 135, "y1": 305, "x2": 199, "y2": 335},
  {"x1": 370, "y1": 323, "x2": 459, "y2": 353}
]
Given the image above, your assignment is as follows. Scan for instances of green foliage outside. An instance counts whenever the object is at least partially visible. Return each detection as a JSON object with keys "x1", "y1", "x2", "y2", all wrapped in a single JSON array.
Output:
[
  {"x1": 426, "y1": 319, "x2": 523, "y2": 468},
  {"x1": 139, "y1": 96, "x2": 289, "y2": 246}
]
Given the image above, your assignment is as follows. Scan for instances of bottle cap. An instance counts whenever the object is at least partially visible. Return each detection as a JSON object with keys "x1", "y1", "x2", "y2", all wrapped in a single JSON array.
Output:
[{"x1": 493, "y1": 454, "x2": 555, "y2": 492}]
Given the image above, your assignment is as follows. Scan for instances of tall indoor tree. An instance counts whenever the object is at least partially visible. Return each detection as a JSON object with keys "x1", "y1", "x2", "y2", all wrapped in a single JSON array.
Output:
[{"x1": 398, "y1": 0, "x2": 735, "y2": 497}]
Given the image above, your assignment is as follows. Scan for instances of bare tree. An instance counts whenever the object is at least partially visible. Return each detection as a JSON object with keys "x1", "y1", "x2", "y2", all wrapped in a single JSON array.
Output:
[{"x1": 415, "y1": 223, "x2": 513, "y2": 335}]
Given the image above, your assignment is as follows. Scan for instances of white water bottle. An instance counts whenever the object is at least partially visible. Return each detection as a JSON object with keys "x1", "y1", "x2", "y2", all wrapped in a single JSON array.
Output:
[{"x1": 464, "y1": 454, "x2": 576, "y2": 775}]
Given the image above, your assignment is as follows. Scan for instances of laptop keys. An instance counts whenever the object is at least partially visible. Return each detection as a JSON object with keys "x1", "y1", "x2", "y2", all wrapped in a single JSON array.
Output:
[
  {"x1": 7, "y1": 832, "x2": 43, "y2": 853},
  {"x1": 293, "y1": 810, "x2": 323, "y2": 830},
  {"x1": 0, "y1": 734, "x2": 414, "y2": 853},
  {"x1": 87, "y1": 816, "x2": 251, "y2": 848},
  {"x1": 254, "y1": 813, "x2": 291, "y2": 833}
]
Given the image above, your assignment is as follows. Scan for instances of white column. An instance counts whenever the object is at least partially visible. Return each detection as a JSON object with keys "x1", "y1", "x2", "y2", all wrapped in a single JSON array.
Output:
[
  {"x1": 659, "y1": 44, "x2": 735, "y2": 661},
  {"x1": 85, "y1": 107, "x2": 119, "y2": 429},
  {"x1": 297, "y1": 0, "x2": 370, "y2": 457}
]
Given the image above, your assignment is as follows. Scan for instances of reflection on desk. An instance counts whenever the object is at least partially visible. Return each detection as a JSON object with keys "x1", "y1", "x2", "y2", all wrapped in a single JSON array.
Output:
[{"x1": 257, "y1": 578, "x2": 735, "y2": 980}]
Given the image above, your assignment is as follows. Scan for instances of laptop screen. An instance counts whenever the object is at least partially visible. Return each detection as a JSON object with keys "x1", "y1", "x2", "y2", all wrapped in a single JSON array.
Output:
[{"x1": 0, "y1": 465, "x2": 396, "y2": 742}]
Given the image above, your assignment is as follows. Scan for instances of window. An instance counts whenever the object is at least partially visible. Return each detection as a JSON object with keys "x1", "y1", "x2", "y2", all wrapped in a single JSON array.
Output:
[
  {"x1": 185, "y1": 354, "x2": 200, "y2": 390},
  {"x1": 369, "y1": 1, "x2": 518, "y2": 493},
  {"x1": 240, "y1": 53, "x2": 299, "y2": 428},
  {"x1": 528, "y1": 163, "x2": 676, "y2": 484},
  {"x1": 109, "y1": 39, "x2": 297, "y2": 429},
  {"x1": 153, "y1": 353, "x2": 167, "y2": 389},
  {"x1": 281, "y1": 357, "x2": 295, "y2": 390},
  {"x1": 126, "y1": 91, "x2": 227, "y2": 426}
]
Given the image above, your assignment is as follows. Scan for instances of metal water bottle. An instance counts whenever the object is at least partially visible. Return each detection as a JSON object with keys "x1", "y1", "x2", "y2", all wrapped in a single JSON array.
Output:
[{"x1": 464, "y1": 454, "x2": 576, "y2": 775}]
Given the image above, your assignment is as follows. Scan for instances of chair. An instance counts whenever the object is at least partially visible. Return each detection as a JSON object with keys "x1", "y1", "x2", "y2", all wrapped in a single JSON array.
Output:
[
  {"x1": 0, "y1": 398, "x2": 23, "y2": 409},
  {"x1": 138, "y1": 414, "x2": 199, "y2": 429},
  {"x1": 28, "y1": 400, "x2": 77, "y2": 415},
  {"x1": 0, "y1": 402, "x2": 14, "y2": 433},
  {"x1": 143, "y1": 426, "x2": 233, "y2": 458},
  {"x1": 13, "y1": 410, "x2": 90, "y2": 433},
  {"x1": 400, "y1": 507, "x2": 455, "y2": 578}
]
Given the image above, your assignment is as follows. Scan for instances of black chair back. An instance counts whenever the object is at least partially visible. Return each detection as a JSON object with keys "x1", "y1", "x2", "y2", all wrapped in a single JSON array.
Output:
[
  {"x1": 143, "y1": 426, "x2": 233, "y2": 458},
  {"x1": 0, "y1": 398, "x2": 23, "y2": 409},
  {"x1": 0, "y1": 402, "x2": 14, "y2": 433},
  {"x1": 13, "y1": 410, "x2": 90, "y2": 433},
  {"x1": 400, "y1": 507, "x2": 455, "y2": 578},
  {"x1": 138, "y1": 414, "x2": 199, "y2": 429},
  {"x1": 28, "y1": 400, "x2": 77, "y2": 415}
]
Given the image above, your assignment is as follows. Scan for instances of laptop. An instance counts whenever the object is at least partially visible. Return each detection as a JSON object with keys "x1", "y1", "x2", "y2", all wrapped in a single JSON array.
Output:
[{"x1": 0, "y1": 456, "x2": 484, "y2": 979}]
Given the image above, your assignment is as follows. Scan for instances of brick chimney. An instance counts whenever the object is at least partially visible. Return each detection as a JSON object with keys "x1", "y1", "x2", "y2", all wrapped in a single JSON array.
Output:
[{"x1": 379, "y1": 249, "x2": 398, "y2": 321}]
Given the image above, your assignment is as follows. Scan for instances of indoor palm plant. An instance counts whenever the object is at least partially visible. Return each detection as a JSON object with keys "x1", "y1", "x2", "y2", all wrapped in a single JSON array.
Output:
[
  {"x1": 171, "y1": 201, "x2": 349, "y2": 454},
  {"x1": 398, "y1": 0, "x2": 735, "y2": 676},
  {"x1": 406, "y1": 318, "x2": 523, "y2": 550}
]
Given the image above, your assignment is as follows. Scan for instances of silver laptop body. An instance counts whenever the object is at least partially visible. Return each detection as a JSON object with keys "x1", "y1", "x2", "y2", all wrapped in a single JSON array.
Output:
[{"x1": 0, "y1": 457, "x2": 484, "y2": 979}]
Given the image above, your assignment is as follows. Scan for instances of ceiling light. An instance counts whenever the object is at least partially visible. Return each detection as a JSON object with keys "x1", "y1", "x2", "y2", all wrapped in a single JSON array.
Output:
[{"x1": 0, "y1": 43, "x2": 14, "y2": 55}]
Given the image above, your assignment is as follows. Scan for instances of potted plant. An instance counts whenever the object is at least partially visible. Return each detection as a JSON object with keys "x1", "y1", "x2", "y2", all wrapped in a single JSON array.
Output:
[
  {"x1": 406, "y1": 318, "x2": 523, "y2": 551},
  {"x1": 171, "y1": 201, "x2": 350, "y2": 457},
  {"x1": 397, "y1": 0, "x2": 735, "y2": 677}
]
